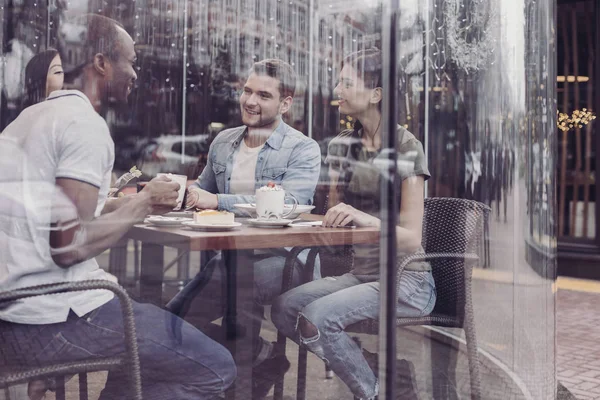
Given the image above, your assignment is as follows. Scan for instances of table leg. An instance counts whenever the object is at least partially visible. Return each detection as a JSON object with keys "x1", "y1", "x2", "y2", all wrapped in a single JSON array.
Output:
[
  {"x1": 139, "y1": 243, "x2": 164, "y2": 306},
  {"x1": 223, "y1": 249, "x2": 255, "y2": 400},
  {"x1": 223, "y1": 250, "x2": 238, "y2": 340},
  {"x1": 176, "y1": 248, "x2": 190, "y2": 289},
  {"x1": 108, "y1": 238, "x2": 128, "y2": 282}
]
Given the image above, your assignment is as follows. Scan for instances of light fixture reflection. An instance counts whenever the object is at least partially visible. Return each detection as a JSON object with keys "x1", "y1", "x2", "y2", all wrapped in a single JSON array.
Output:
[{"x1": 557, "y1": 76, "x2": 590, "y2": 83}]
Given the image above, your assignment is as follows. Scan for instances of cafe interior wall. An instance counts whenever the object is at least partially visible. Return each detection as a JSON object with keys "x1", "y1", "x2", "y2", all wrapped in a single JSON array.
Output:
[{"x1": 0, "y1": 0, "x2": 556, "y2": 398}]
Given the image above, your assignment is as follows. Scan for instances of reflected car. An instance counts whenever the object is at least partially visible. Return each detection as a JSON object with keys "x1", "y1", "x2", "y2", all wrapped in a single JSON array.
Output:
[
  {"x1": 319, "y1": 135, "x2": 419, "y2": 184},
  {"x1": 136, "y1": 134, "x2": 210, "y2": 178}
]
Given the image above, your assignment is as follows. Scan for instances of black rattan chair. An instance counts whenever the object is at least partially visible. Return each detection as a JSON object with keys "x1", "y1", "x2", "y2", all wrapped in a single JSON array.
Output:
[
  {"x1": 0, "y1": 280, "x2": 142, "y2": 400},
  {"x1": 279, "y1": 197, "x2": 489, "y2": 400}
]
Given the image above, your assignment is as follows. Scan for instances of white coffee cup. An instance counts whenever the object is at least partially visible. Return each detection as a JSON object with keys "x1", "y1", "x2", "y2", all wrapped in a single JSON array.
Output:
[
  {"x1": 157, "y1": 173, "x2": 187, "y2": 210},
  {"x1": 255, "y1": 188, "x2": 297, "y2": 220}
]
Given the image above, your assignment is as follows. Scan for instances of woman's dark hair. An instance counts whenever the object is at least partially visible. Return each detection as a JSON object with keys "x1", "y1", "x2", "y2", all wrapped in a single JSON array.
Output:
[
  {"x1": 341, "y1": 47, "x2": 383, "y2": 90},
  {"x1": 23, "y1": 48, "x2": 60, "y2": 109},
  {"x1": 340, "y1": 48, "x2": 383, "y2": 137}
]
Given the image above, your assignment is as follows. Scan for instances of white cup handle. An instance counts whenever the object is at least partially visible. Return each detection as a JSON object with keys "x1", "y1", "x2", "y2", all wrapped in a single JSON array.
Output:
[{"x1": 281, "y1": 193, "x2": 298, "y2": 219}]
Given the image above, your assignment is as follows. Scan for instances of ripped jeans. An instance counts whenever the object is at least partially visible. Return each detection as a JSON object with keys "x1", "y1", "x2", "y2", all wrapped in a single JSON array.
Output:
[{"x1": 271, "y1": 271, "x2": 436, "y2": 400}]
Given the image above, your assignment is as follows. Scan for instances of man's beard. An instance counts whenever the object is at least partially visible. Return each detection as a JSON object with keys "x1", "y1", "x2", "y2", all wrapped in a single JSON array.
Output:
[
  {"x1": 106, "y1": 92, "x2": 130, "y2": 108},
  {"x1": 243, "y1": 112, "x2": 279, "y2": 128},
  {"x1": 105, "y1": 82, "x2": 131, "y2": 108}
]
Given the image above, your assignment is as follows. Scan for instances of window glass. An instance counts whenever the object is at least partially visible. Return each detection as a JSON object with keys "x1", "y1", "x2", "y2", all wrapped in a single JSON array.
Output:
[{"x1": 0, "y1": 1, "x2": 557, "y2": 399}]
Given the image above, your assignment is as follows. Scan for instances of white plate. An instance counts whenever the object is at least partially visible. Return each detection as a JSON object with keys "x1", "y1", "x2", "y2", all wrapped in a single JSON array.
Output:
[
  {"x1": 289, "y1": 220, "x2": 323, "y2": 227},
  {"x1": 248, "y1": 218, "x2": 295, "y2": 228},
  {"x1": 233, "y1": 204, "x2": 256, "y2": 215},
  {"x1": 234, "y1": 204, "x2": 315, "y2": 219},
  {"x1": 162, "y1": 211, "x2": 194, "y2": 218},
  {"x1": 145, "y1": 216, "x2": 188, "y2": 227},
  {"x1": 182, "y1": 221, "x2": 242, "y2": 231}
]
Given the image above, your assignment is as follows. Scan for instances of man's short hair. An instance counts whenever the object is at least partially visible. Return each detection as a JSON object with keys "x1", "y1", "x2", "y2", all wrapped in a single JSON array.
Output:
[
  {"x1": 76, "y1": 14, "x2": 124, "y2": 64},
  {"x1": 252, "y1": 59, "x2": 297, "y2": 99}
]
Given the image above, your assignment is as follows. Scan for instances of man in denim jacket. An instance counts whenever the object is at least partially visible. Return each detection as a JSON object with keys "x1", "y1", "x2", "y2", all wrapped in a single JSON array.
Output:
[
  {"x1": 185, "y1": 59, "x2": 320, "y2": 210},
  {"x1": 168, "y1": 59, "x2": 321, "y2": 398}
]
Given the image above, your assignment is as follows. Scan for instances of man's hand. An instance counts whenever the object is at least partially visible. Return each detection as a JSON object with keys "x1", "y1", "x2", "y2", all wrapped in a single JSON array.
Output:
[
  {"x1": 323, "y1": 202, "x2": 380, "y2": 228},
  {"x1": 141, "y1": 175, "x2": 180, "y2": 214},
  {"x1": 185, "y1": 187, "x2": 218, "y2": 210},
  {"x1": 51, "y1": 175, "x2": 180, "y2": 268}
]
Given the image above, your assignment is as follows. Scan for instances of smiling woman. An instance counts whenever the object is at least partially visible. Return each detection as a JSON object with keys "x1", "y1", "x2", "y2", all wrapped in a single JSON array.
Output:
[{"x1": 22, "y1": 48, "x2": 64, "y2": 110}]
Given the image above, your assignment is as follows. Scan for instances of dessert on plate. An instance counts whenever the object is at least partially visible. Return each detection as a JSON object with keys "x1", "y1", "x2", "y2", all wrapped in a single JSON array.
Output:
[{"x1": 193, "y1": 210, "x2": 235, "y2": 225}]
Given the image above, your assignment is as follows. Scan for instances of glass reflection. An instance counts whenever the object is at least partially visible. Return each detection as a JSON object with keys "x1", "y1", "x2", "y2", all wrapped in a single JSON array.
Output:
[
  {"x1": 394, "y1": 0, "x2": 556, "y2": 399},
  {"x1": 0, "y1": 0, "x2": 557, "y2": 399}
]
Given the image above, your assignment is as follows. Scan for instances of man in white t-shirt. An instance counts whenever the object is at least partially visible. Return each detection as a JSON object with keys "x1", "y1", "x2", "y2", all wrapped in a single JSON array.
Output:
[
  {"x1": 168, "y1": 59, "x2": 321, "y2": 398},
  {"x1": 0, "y1": 14, "x2": 235, "y2": 400}
]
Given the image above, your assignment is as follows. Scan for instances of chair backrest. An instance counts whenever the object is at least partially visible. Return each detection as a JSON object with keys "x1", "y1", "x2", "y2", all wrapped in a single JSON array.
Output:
[
  {"x1": 421, "y1": 197, "x2": 490, "y2": 323},
  {"x1": 0, "y1": 280, "x2": 142, "y2": 400}
]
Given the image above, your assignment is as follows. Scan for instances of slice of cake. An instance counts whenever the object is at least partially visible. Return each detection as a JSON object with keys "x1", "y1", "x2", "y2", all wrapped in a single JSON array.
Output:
[{"x1": 194, "y1": 210, "x2": 235, "y2": 225}]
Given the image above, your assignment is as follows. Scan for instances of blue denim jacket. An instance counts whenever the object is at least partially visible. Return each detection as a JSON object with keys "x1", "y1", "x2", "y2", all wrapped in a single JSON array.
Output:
[{"x1": 190, "y1": 120, "x2": 321, "y2": 214}]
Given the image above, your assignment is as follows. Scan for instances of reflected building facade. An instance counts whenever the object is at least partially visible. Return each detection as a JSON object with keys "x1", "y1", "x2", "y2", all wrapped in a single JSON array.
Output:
[{"x1": 58, "y1": 0, "x2": 378, "y2": 141}]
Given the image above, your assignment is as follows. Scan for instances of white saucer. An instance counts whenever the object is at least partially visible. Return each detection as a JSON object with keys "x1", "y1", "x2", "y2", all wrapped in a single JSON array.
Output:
[
  {"x1": 163, "y1": 211, "x2": 194, "y2": 218},
  {"x1": 145, "y1": 216, "x2": 188, "y2": 227},
  {"x1": 182, "y1": 221, "x2": 242, "y2": 231},
  {"x1": 234, "y1": 204, "x2": 315, "y2": 219},
  {"x1": 232, "y1": 204, "x2": 256, "y2": 217},
  {"x1": 248, "y1": 218, "x2": 295, "y2": 228}
]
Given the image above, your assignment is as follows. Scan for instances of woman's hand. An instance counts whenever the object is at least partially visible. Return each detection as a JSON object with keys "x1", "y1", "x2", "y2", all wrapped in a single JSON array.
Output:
[
  {"x1": 323, "y1": 202, "x2": 380, "y2": 228},
  {"x1": 185, "y1": 187, "x2": 218, "y2": 210},
  {"x1": 185, "y1": 188, "x2": 201, "y2": 209}
]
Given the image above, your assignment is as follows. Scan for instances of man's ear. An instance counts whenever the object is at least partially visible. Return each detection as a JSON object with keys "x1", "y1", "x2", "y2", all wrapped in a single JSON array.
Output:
[
  {"x1": 93, "y1": 53, "x2": 109, "y2": 76},
  {"x1": 279, "y1": 96, "x2": 293, "y2": 115},
  {"x1": 370, "y1": 87, "x2": 383, "y2": 105}
]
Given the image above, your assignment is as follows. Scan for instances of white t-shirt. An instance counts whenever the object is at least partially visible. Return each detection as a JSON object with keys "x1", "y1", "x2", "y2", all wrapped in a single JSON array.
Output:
[
  {"x1": 229, "y1": 139, "x2": 264, "y2": 195},
  {"x1": 0, "y1": 90, "x2": 115, "y2": 324}
]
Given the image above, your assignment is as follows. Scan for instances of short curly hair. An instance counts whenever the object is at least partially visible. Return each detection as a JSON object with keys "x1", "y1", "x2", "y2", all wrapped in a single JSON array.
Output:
[
  {"x1": 72, "y1": 14, "x2": 125, "y2": 64},
  {"x1": 252, "y1": 58, "x2": 297, "y2": 99}
]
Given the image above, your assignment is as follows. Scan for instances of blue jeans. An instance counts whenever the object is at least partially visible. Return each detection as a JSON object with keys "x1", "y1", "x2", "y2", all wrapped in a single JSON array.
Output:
[
  {"x1": 271, "y1": 271, "x2": 436, "y2": 400},
  {"x1": 0, "y1": 297, "x2": 236, "y2": 400},
  {"x1": 167, "y1": 249, "x2": 318, "y2": 363}
]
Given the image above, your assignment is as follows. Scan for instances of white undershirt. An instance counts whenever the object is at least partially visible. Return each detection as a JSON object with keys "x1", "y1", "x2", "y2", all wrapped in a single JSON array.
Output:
[{"x1": 230, "y1": 139, "x2": 264, "y2": 195}]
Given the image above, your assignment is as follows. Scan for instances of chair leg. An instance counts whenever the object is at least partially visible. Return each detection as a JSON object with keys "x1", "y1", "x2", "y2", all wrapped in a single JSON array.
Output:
[
  {"x1": 78, "y1": 373, "x2": 88, "y2": 400},
  {"x1": 484, "y1": 218, "x2": 490, "y2": 269},
  {"x1": 55, "y1": 376, "x2": 66, "y2": 400},
  {"x1": 273, "y1": 331, "x2": 288, "y2": 400},
  {"x1": 325, "y1": 363, "x2": 333, "y2": 379},
  {"x1": 133, "y1": 240, "x2": 140, "y2": 282},
  {"x1": 296, "y1": 345, "x2": 308, "y2": 400},
  {"x1": 464, "y1": 323, "x2": 482, "y2": 400}
]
